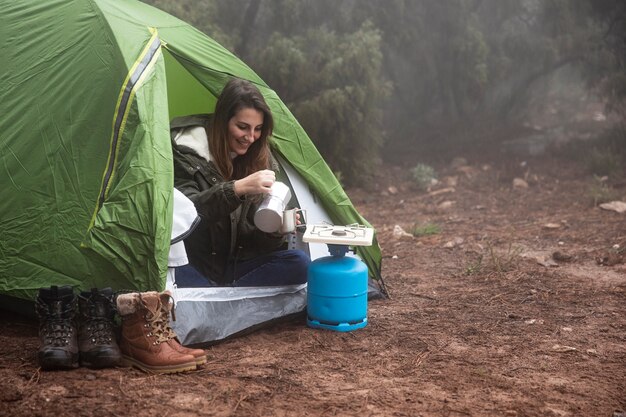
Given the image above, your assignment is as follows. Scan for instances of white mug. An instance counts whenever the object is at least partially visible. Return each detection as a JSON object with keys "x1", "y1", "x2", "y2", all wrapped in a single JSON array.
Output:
[{"x1": 280, "y1": 208, "x2": 305, "y2": 234}]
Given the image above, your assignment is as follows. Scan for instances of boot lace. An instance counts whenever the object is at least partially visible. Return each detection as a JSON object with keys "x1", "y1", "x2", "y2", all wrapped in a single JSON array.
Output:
[
  {"x1": 140, "y1": 294, "x2": 172, "y2": 345},
  {"x1": 84, "y1": 317, "x2": 115, "y2": 345},
  {"x1": 159, "y1": 293, "x2": 179, "y2": 341},
  {"x1": 36, "y1": 298, "x2": 76, "y2": 347},
  {"x1": 81, "y1": 293, "x2": 116, "y2": 345}
]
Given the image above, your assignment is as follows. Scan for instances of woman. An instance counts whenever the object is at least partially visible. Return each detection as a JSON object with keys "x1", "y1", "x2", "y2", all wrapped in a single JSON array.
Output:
[{"x1": 171, "y1": 78, "x2": 310, "y2": 287}]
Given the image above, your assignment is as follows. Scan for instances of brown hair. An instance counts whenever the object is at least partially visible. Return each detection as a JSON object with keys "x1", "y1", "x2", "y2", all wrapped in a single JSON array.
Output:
[{"x1": 208, "y1": 78, "x2": 273, "y2": 180}]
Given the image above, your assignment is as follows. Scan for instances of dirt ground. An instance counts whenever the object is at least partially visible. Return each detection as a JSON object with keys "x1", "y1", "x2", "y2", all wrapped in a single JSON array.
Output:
[{"x1": 1, "y1": 151, "x2": 625, "y2": 417}]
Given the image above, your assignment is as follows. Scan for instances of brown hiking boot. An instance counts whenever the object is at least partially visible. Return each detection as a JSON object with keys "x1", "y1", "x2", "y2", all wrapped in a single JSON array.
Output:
[
  {"x1": 35, "y1": 285, "x2": 79, "y2": 370},
  {"x1": 158, "y1": 291, "x2": 207, "y2": 366},
  {"x1": 116, "y1": 291, "x2": 196, "y2": 374},
  {"x1": 77, "y1": 288, "x2": 121, "y2": 368}
]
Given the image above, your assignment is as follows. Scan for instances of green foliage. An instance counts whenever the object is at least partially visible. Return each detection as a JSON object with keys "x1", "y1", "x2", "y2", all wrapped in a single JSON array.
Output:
[
  {"x1": 411, "y1": 223, "x2": 440, "y2": 237},
  {"x1": 460, "y1": 24, "x2": 489, "y2": 97},
  {"x1": 487, "y1": 242, "x2": 522, "y2": 276},
  {"x1": 142, "y1": 0, "x2": 625, "y2": 174},
  {"x1": 587, "y1": 175, "x2": 620, "y2": 206},
  {"x1": 463, "y1": 254, "x2": 484, "y2": 276},
  {"x1": 586, "y1": 148, "x2": 622, "y2": 178},
  {"x1": 410, "y1": 163, "x2": 436, "y2": 191},
  {"x1": 578, "y1": 1, "x2": 626, "y2": 114},
  {"x1": 356, "y1": 2, "x2": 495, "y2": 127},
  {"x1": 253, "y1": 21, "x2": 391, "y2": 185},
  {"x1": 560, "y1": 125, "x2": 625, "y2": 180},
  {"x1": 465, "y1": 242, "x2": 522, "y2": 278}
]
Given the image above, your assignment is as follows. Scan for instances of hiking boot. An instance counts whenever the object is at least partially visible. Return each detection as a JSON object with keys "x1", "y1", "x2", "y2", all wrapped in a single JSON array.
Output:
[
  {"x1": 77, "y1": 288, "x2": 121, "y2": 368},
  {"x1": 159, "y1": 291, "x2": 207, "y2": 366},
  {"x1": 116, "y1": 291, "x2": 197, "y2": 374},
  {"x1": 35, "y1": 285, "x2": 79, "y2": 370}
]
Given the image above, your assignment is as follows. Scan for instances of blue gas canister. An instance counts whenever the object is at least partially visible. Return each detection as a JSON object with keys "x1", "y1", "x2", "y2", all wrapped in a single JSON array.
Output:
[
  {"x1": 302, "y1": 225, "x2": 374, "y2": 332},
  {"x1": 307, "y1": 245, "x2": 368, "y2": 331}
]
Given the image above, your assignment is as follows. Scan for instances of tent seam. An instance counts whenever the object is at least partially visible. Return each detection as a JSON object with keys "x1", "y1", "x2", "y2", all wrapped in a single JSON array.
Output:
[{"x1": 86, "y1": 30, "x2": 162, "y2": 232}]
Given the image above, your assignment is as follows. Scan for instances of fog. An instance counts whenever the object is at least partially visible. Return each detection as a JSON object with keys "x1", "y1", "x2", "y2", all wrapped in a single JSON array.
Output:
[{"x1": 147, "y1": 0, "x2": 625, "y2": 184}]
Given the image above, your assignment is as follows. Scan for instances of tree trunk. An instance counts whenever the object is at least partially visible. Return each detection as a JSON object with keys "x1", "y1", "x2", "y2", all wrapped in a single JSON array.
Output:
[{"x1": 235, "y1": 0, "x2": 261, "y2": 59}]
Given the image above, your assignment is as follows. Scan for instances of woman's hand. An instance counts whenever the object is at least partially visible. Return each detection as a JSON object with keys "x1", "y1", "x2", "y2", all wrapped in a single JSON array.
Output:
[{"x1": 234, "y1": 169, "x2": 275, "y2": 197}]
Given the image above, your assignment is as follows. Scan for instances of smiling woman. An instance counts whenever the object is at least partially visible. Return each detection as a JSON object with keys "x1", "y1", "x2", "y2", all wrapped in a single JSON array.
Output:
[
  {"x1": 170, "y1": 78, "x2": 310, "y2": 287},
  {"x1": 228, "y1": 108, "x2": 263, "y2": 156},
  {"x1": 208, "y1": 78, "x2": 273, "y2": 182}
]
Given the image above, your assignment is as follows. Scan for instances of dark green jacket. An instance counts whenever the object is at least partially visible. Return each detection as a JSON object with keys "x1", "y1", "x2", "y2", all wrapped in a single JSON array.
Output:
[{"x1": 171, "y1": 114, "x2": 285, "y2": 285}]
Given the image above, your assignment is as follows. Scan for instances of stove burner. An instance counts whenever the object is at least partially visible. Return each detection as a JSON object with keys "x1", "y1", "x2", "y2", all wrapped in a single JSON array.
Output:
[{"x1": 303, "y1": 224, "x2": 374, "y2": 246}]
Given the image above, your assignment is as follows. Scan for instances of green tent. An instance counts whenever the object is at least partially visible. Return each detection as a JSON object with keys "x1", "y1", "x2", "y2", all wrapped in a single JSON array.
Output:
[{"x1": 0, "y1": 0, "x2": 384, "y2": 303}]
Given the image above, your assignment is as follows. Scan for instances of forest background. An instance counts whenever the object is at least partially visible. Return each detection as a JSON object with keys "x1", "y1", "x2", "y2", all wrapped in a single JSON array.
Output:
[{"x1": 144, "y1": 0, "x2": 625, "y2": 186}]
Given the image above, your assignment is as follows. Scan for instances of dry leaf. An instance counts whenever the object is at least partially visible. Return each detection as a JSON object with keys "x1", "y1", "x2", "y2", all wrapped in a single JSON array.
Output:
[
  {"x1": 427, "y1": 187, "x2": 455, "y2": 197},
  {"x1": 551, "y1": 344, "x2": 577, "y2": 352}
]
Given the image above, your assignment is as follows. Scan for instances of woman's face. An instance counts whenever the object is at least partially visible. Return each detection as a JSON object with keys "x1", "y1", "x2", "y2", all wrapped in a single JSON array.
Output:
[{"x1": 227, "y1": 107, "x2": 264, "y2": 156}]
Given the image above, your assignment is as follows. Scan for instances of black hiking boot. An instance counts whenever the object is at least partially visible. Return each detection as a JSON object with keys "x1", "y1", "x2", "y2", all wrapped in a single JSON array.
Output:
[
  {"x1": 77, "y1": 288, "x2": 121, "y2": 368},
  {"x1": 35, "y1": 285, "x2": 79, "y2": 370}
]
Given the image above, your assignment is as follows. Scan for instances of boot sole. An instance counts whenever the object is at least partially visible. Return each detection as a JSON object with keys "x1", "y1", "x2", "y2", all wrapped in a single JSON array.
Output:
[
  {"x1": 120, "y1": 355, "x2": 196, "y2": 374},
  {"x1": 38, "y1": 352, "x2": 79, "y2": 371},
  {"x1": 80, "y1": 356, "x2": 121, "y2": 369},
  {"x1": 80, "y1": 348, "x2": 122, "y2": 369}
]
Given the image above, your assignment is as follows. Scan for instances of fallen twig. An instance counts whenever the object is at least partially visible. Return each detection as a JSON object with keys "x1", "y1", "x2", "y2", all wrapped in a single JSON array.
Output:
[
  {"x1": 24, "y1": 367, "x2": 41, "y2": 389},
  {"x1": 232, "y1": 393, "x2": 248, "y2": 413}
]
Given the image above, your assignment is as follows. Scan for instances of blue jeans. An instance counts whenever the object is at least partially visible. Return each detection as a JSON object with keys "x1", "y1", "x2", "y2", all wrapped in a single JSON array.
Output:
[{"x1": 174, "y1": 250, "x2": 310, "y2": 287}]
